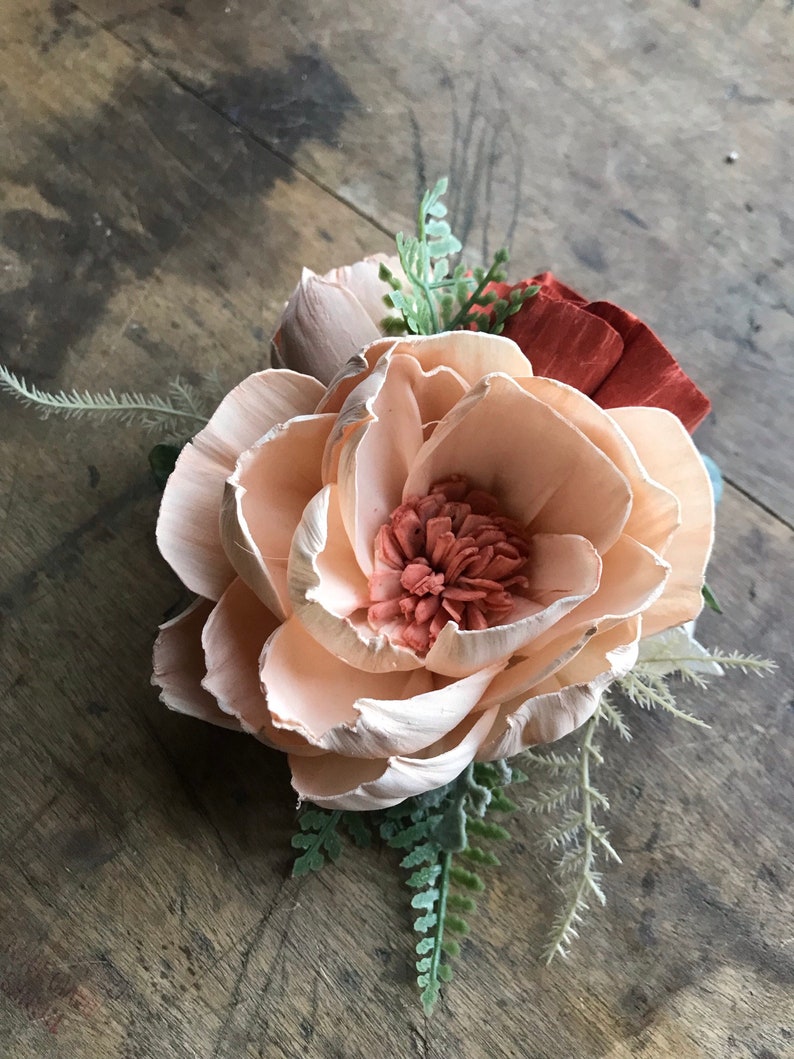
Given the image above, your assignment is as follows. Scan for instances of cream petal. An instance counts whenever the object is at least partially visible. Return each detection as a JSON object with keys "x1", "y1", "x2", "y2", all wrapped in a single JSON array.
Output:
[
  {"x1": 519, "y1": 377, "x2": 681, "y2": 555},
  {"x1": 200, "y1": 577, "x2": 320, "y2": 755},
  {"x1": 609, "y1": 407, "x2": 715, "y2": 636},
  {"x1": 152, "y1": 597, "x2": 239, "y2": 730},
  {"x1": 552, "y1": 533, "x2": 670, "y2": 639},
  {"x1": 320, "y1": 350, "x2": 390, "y2": 484},
  {"x1": 477, "y1": 617, "x2": 640, "y2": 758},
  {"x1": 157, "y1": 370, "x2": 324, "y2": 601},
  {"x1": 261, "y1": 612, "x2": 503, "y2": 757},
  {"x1": 288, "y1": 486, "x2": 421, "y2": 673},
  {"x1": 487, "y1": 534, "x2": 667, "y2": 709},
  {"x1": 336, "y1": 355, "x2": 433, "y2": 576},
  {"x1": 316, "y1": 338, "x2": 396, "y2": 415},
  {"x1": 322, "y1": 253, "x2": 404, "y2": 328},
  {"x1": 220, "y1": 414, "x2": 335, "y2": 619},
  {"x1": 404, "y1": 373, "x2": 632, "y2": 554},
  {"x1": 273, "y1": 268, "x2": 381, "y2": 385},
  {"x1": 478, "y1": 625, "x2": 600, "y2": 709},
  {"x1": 319, "y1": 331, "x2": 530, "y2": 416},
  {"x1": 289, "y1": 705, "x2": 500, "y2": 810},
  {"x1": 423, "y1": 537, "x2": 601, "y2": 679},
  {"x1": 386, "y1": 331, "x2": 532, "y2": 388}
]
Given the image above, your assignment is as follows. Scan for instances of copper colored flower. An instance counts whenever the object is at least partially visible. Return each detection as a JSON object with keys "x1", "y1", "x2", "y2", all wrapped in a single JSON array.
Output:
[{"x1": 488, "y1": 272, "x2": 711, "y2": 433}]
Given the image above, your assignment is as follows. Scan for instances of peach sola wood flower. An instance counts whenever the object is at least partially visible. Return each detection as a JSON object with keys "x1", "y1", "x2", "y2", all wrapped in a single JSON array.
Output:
[
  {"x1": 153, "y1": 326, "x2": 715, "y2": 809},
  {"x1": 0, "y1": 177, "x2": 771, "y2": 1018}
]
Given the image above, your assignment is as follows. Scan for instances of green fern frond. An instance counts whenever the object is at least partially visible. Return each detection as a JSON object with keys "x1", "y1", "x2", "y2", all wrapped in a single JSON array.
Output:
[
  {"x1": 0, "y1": 364, "x2": 210, "y2": 437},
  {"x1": 619, "y1": 670, "x2": 709, "y2": 727},
  {"x1": 383, "y1": 178, "x2": 536, "y2": 338},
  {"x1": 521, "y1": 705, "x2": 620, "y2": 965},
  {"x1": 291, "y1": 809, "x2": 343, "y2": 876},
  {"x1": 380, "y1": 760, "x2": 518, "y2": 1014}
]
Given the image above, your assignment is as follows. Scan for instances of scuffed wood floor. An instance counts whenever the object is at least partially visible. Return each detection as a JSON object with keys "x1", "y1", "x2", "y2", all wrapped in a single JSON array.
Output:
[{"x1": 1, "y1": 2, "x2": 791, "y2": 1057}]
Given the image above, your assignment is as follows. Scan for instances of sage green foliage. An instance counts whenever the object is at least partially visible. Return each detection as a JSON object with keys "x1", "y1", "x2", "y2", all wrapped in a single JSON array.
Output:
[
  {"x1": 527, "y1": 647, "x2": 774, "y2": 965},
  {"x1": 0, "y1": 364, "x2": 213, "y2": 440},
  {"x1": 291, "y1": 808, "x2": 371, "y2": 877},
  {"x1": 702, "y1": 581, "x2": 722, "y2": 614},
  {"x1": 380, "y1": 177, "x2": 538, "y2": 338},
  {"x1": 289, "y1": 761, "x2": 520, "y2": 1014},
  {"x1": 379, "y1": 760, "x2": 518, "y2": 1016},
  {"x1": 148, "y1": 442, "x2": 184, "y2": 489}
]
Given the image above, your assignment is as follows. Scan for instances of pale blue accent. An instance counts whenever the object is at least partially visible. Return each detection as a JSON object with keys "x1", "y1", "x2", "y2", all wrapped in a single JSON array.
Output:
[{"x1": 700, "y1": 453, "x2": 723, "y2": 505}]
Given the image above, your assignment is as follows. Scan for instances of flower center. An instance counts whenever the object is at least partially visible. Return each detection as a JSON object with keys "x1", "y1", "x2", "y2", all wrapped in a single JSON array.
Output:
[{"x1": 368, "y1": 475, "x2": 531, "y2": 654}]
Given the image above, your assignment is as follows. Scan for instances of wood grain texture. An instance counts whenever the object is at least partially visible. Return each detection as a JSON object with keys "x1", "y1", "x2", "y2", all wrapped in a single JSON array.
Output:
[
  {"x1": 76, "y1": 0, "x2": 794, "y2": 524},
  {"x1": 1, "y1": 2, "x2": 791, "y2": 1057}
]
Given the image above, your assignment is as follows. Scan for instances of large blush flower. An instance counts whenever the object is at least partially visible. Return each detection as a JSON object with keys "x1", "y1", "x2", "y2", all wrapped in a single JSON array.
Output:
[{"x1": 153, "y1": 332, "x2": 714, "y2": 810}]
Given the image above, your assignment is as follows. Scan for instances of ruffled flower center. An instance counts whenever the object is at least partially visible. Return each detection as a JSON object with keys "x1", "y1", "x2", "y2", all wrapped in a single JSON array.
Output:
[{"x1": 368, "y1": 475, "x2": 531, "y2": 653}]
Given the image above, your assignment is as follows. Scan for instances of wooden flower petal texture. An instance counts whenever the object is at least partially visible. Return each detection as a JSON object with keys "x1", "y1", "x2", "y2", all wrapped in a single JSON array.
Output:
[
  {"x1": 387, "y1": 330, "x2": 531, "y2": 388},
  {"x1": 273, "y1": 268, "x2": 382, "y2": 385},
  {"x1": 336, "y1": 355, "x2": 435, "y2": 576},
  {"x1": 476, "y1": 617, "x2": 640, "y2": 759},
  {"x1": 288, "y1": 705, "x2": 500, "y2": 810},
  {"x1": 261, "y1": 611, "x2": 502, "y2": 757},
  {"x1": 322, "y1": 253, "x2": 403, "y2": 327},
  {"x1": 517, "y1": 376, "x2": 681, "y2": 556},
  {"x1": 610, "y1": 406, "x2": 714, "y2": 635},
  {"x1": 404, "y1": 373, "x2": 632, "y2": 554},
  {"x1": 201, "y1": 578, "x2": 320, "y2": 754},
  {"x1": 157, "y1": 370, "x2": 325, "y2": 601},
  {"x1": 500, "y1": 289, "x2": 624, "y2": 393},
  {"x1": 587, "y1": 302, "x2": 711, "y2": 432},
  {"x1": 220, "y1": 413, "x2": 335, "y2": 620},
  {"x1": 288, "y1": 486, "x2": 420, "y2": 673},
  {"x1": 152, "y1": 597, "x2": 240, "y2": 730}
]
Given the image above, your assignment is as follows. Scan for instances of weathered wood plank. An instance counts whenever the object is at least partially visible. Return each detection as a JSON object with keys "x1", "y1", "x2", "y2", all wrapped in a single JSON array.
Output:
[
  {"x1": 1, "y1": 2, "x2": 792, "y2": 1058},
  {"x1": 76, "y1": 0, "x2": 794, "y2": 524}
]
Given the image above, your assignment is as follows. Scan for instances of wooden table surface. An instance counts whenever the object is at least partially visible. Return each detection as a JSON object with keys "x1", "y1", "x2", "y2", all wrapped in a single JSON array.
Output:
[{"x1": 1, "y1": 2, "x2": 792, "y2": 1057}]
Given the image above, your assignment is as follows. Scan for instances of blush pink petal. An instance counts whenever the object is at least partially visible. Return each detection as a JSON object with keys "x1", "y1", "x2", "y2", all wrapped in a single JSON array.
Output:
[
  {"x1": 220, "y1": 413, "x2": 335, "y2": 619},
  {"x1": 273, "y1": 268, "x2": 381, "y2": 385},
  {"x1": 478, "y1": 625, "x2": 601, "y2": 710},
  {"x1": 321, "y1": 351, "x2": 467, "y2": 487},
  {"x1": 336, "y1": 355, "x2": 438, "y2": 576},
  {"x1": 476, "y1": 617, "x2": 641, "y2": 759},
  {"x1": 261, "y1": 612, "x2": 504, "y2": 757},
  {"x1": 288, "y1": 706, "x2": 501, "y2": 811},
  {"x1": 554, "y1": 533, "x2": 670, "y2": 637},
  {"x1": 318, "y1": 331, "x2": 530, "y2": 417},
  {"x1": 288, "y1": 486, "x2": 421, "y2": 673},
  {"x1": 316, "y1": 338, "x2": 396, "y2": 415},
  {"x1": 609, "y1": 407, "x2": 715, "y2": 636},
  {"x1": 518, "y1": 376, "x2": 681, "y2": 556},
  {"x1": 423, "y1": 534, "x2": 601, "y2": 679},
  {"x1": 404, "y1": 373, "x2": 632, "y2": 554},
  {"x1": 388, "y1": 331, "x2": 531, "y2": 389},
  {"x1": 201, "y1": 577, "x2": 320, "y2": 754},
  {"x1": 322, "y1": 253, "x2": 404, "y2": 327},
  {"x1": 152, "y1": 598, "x2": 240, "y2": 730},
  {"x1": 157, "y1": 370, "x2": 325, "y2": 601}
]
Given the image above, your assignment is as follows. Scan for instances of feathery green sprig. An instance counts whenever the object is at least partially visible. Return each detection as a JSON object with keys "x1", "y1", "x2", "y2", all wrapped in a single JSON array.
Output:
[
  {"x1": 0, "y1": 364, "x2": 212, "y2": 438},
  {"x1": 380, "y1": 177, "x2": 537, "y2": 337}
]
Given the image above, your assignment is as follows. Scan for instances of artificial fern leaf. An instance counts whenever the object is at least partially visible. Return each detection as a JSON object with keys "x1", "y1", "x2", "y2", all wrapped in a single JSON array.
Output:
[{"x1": 291, "y1": 809, "x2": 343, "y2": 877}]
